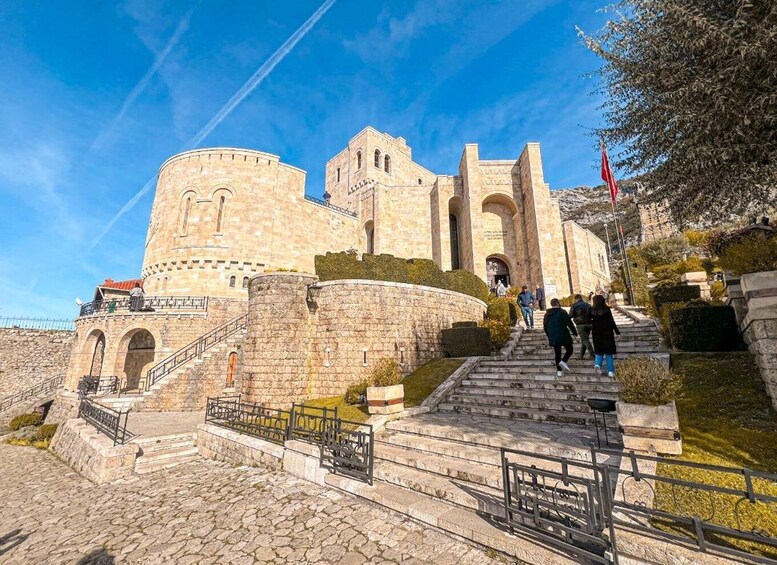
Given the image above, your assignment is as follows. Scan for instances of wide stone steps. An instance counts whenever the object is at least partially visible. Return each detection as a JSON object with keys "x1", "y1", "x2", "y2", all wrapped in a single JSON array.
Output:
[
  {"x1": 453, "y1": 385, "x2": 619, "y2": 402},
  {"x1": 446, "y1": 393, "x2": 609, "y2": 413},
  {"x1": 133, "y1": 432, "x2": 199, "y2": 475},
  {"x1": 438, "y1": 402, "x2": 607, "y2": 427},
  {"x1": 460, "y1": 378, "x2": 619, "y2": 393}
]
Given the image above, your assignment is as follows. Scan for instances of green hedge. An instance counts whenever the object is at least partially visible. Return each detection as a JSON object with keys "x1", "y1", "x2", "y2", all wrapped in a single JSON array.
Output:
[
  {"x1": 651, "y1": 284, "x2": 701, "y2": 314},
  {"x1": 508, "y1": 302, "x2": 518, "y2": 326},
  {"x1": 486, "y1": 299, "x2": 510, "y2": 325},
  {"x1": 452, "y1": 321, "x2": 478, "y2": 328},
  {"x1": 315, "y1": 252, "x2": 489, "y2": 302},
  {"x1": 9, "y1": 412, "x2": 43, "y2": 431},
  {"x1": 668, "y1": 305, "x2": 742, "y2": 352},
  {"x1": 441, "y1": 327, "x2": 492, "y2": 357}
]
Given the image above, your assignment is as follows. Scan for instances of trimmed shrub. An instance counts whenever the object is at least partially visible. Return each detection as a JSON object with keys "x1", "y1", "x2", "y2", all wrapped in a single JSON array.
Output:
[
  {"x1": 616, "y1": 358, "x2": 682, "y2": 405},
  {"x1": 651, "y1": 257, "x2": 706, "y2": 286},
  {"x1": 719, "y1": 232, "x2": 777, "y2": 276},
  {"x1": 507, "y1": 302, "x2": 518, "y2": 326},
  {"x1": 651, "y1": 284, "x2": 701, "y2": 315},
  {"x1": 9, "y1": 413, "x2": 43, "y2": 431},
  {"x1": 658, "y1": 301, "x2": 686, "y2": 345},
  {"x1": 635, "y1": 234, "x2": 691, "y2": 268},
  {"x1": 33, "y1": 424, "x2": 59, "y2": 441},
  {"x1": 441, "y1": 327, "x2": 492, "y2": 357},
  {"x1": 370, "y1": 358, "x2": 404, "y2": 387},
  {"x1": 480, "y1": 319, "x2": 511, "y2": 351},
  {"x1": 486, "y1": 299, "x2": 510, "y2": 325},
  {"x1": 344, "y1": 381, "x2": 368, "y2": 404},
  {"x1": 452, "y1": 321, "x2": 478, "y2": 328},
  {"x1": 668, "y1": 305, "x2": 742, "y2": 352},
  {"x1": 315, "y1": 252, "x2": 489, "y2": 302},
  {"x1": 558, "y1": 295, "x2": 576, "y2": 307}
]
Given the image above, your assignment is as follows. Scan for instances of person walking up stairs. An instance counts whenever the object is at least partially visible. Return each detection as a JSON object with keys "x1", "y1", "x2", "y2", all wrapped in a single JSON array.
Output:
[
  {"x1": 569, "y1": 294, "x2": 594, "y2": 359},
  {"x1": 543, "y1": 298, "x2": 578, "y2": 377},
  {"x1": 591, "y1": 294, "x2": 620, "y2": 377}
]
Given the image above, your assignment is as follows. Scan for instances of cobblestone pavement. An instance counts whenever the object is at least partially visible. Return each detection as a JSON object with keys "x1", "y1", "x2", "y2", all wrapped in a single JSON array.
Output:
[{"x1": 0, "y1": 445, "x2": 510, "y2": 564}]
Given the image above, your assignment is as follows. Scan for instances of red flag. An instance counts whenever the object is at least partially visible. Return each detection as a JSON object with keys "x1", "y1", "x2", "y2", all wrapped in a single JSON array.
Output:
[{"x1": 601, "y1": 143, "x2": 619, "y2": 204}]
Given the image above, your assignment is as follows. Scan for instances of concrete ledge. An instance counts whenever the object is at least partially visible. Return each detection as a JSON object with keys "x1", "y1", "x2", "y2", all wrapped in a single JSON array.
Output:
[
  {"x1": 49, "y1": 418, "x2": 140, "y2": 484},
  {"x1": 196, "y1": 423, "x2": 284, "y2": 469}
]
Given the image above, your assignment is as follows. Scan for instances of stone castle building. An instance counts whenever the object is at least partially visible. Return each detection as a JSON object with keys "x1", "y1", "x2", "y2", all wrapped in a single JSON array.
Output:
[{"x1": 62, "y1": 127, "x2": 609, "y2": 406}]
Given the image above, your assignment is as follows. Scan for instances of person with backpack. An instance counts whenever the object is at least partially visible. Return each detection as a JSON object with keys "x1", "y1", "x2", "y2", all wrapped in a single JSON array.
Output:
[
  {"x1": 544, "y1": 298, "x2": 578, "y2": 376},
  {"x1": 517, "y1": 286, "x2": 535, "y2": 330},
  {"x1": 569, "y1": 294, "x2": 594, "y2": 359},
  {"x1": 590, "y1": 294, "x2": 621, "y2": 377}
]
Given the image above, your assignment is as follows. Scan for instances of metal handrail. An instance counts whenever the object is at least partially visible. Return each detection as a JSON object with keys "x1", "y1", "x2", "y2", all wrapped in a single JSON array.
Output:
[
  {"x1": 146, "y1": 314, "x2": 247, "y2": 388},
  {"x1": 0, "y1": 375, "x2": 64, "y2": 413},
  {"x1": 303, "y1": 194, "x2": 357, "y2": 218},
  {"x1": 0, "y1": 317, "x2": 74, "y2": 331},
  {"x1": 78, "y1": 396, "x2": 131, "y2": 446},
  {"x1": 79, "y1": 295, "x2": 208, "y2": 317}
]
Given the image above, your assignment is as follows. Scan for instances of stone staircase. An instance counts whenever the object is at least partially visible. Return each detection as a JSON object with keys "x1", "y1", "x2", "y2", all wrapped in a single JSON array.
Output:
[
  {"x1": 438, "y1": 309, "x2": 663, "y2": 426},
  {"x1": 132, "y1": 432, "x2": 199, "y2": 474},
  {"x1": 97, "y1": 328, "x2": 247, "y2": 413}
]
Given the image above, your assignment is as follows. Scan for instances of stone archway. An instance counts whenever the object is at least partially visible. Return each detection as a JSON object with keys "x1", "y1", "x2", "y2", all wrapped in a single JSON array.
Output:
[
  {"x1": 486, "y1": 256, "x2": 511, "y2": 289},
  {"x1": 89, "y1": 333, "x2": 106, "y2": 377},
  {"x1": 120, "y1": 330, "x2": 156, "y2": 391}
]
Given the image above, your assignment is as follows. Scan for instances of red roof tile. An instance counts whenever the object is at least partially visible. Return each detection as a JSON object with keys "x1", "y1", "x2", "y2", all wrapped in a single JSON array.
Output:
[{"x1": 100, "y1": 278, "x2": 143, "y2": 291}]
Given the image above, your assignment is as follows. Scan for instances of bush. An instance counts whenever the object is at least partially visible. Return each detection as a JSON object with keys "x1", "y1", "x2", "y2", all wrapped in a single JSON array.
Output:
[
  {"x1": 452, "y1": 321, "x2": 478, "y2": 328},
  {"x1": 441, "y1": 327, "x2": 492, "y2": 357},
  {"x1": 669, "y1": 305, "x2": 742, "y2": 352},
  {"x1": 616, "y1": 358, "x2": 682, "y2": 405},
  {"x1": 657, "y1": 301, "x2": 686, "y2": 345},
  {"x1": 315, "y1": 252, "x2": 489, "y2": 302},
  {"x1": 486, "y1": 299, "x2": 510, "y2": 325},
  {"x1": 651, "y1": 284, "x2": 701, "y2": 315},
  {"x1": 9, "y1": 413, "x2": 43, "y2": 431},
  {"x1": 370, "y1": 358, "x2": 404, "y2": 387},
  {"x1": 651, "y1": 257, "x2": 706, "y2": 286},
  {"x1": 344, "y1": 381, "x2": 368, "y2": 404},
  {"x1": 719, "y1": 232, "x2": 777, "y2": 276},
  {"x1": 557, "y1": 295, "x2": 577, "y2": 307},
  {"x1": 33, "y1": 424, "x2": 58, "y2": 441},
  {"x1": 709, "y1": 280, "x2": 726, "y2": 302},
  {"x1": 480, "y1": 319, "x2": 511, "y2": 351},
  {"x1": 507, "y1": 302, "x2": 518, "y2": 326},
  {"x1": 635, "y1": 235, "x2": 691, "y2": 268}
]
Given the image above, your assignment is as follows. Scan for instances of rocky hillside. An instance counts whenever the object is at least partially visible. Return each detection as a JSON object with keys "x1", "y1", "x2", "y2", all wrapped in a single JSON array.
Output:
[{"x1": 552, "y1": 183, "x2": 641, "y2": 255}]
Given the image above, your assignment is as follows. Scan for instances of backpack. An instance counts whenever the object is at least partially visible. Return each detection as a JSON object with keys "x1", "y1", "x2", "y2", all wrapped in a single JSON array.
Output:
[{"x1": 572, "y1": 301, "x2": 592, "y2": 325}]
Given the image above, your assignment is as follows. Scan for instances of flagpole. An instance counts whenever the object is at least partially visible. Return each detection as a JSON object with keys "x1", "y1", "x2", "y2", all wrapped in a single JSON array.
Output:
[{"x1": 603, "y1": 222, "x2": 612, "y2": 258}]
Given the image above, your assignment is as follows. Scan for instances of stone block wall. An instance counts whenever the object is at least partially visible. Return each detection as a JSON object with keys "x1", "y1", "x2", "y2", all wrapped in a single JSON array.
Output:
[
  {"x1": 562, "y1": 221, "x2": 611, "y2": 295},
  {"x1": 196, "y1": 424, "x2": 284, "y2": 469},
  {"x1": 740, "y1": 270, "x2": 777, "y2": 410},
  {"x1": 0, "y1": 328, "x2": 74, "y2": 399},
  {"x1": 241, "y1": 273, "x2": 486, "y2": 407},
  {"x1": 49, "y1": 418, "x2": 140, "y2": 484}
]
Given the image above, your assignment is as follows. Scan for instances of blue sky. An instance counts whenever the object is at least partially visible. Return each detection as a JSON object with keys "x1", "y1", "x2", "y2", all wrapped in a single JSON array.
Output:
[{"x1": 0, "y1": 0, "x2": 611, "y2": 319}]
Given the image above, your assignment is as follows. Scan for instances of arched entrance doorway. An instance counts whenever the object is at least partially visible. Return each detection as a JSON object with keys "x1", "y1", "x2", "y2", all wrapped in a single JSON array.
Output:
[
  {"x1": 122, "y1": 330, "x2": 156, "y2": 391},
  {"x1": 486, "y1": 256, "x2": 511, "y2": 290}
]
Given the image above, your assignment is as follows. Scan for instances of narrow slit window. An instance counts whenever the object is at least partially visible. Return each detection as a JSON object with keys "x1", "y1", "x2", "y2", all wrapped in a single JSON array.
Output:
[
  {"x1": 356, "y1": 151, "x2": 362, "y2": 169},
  {"x1": 374, "y1": 149, "x2": 381, "y2": 167},
  {"x1": 216, "y1": 195, "x2": 226, "y2": 233},
  {"x1": 229, "y1": 275, "x2": 236, "y2": 288},
  {"x1": 180, "y1": 196, "x2": 192, "y2": 235}
]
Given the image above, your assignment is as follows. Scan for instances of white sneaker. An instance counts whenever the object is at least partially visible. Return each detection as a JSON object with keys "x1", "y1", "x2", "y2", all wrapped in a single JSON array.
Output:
[
  {"x1": 559, "y1": 361, "x2": 570, "y2": 372},
  {"x1": 608, "y1": 371, "x2": 615, "y2": 377},
  {"x1": 556, "y1": 370, "x2": 563, "y2": 377},
  {"x1": 594, "y1": 365, "x2": 602, "y2": 375}
]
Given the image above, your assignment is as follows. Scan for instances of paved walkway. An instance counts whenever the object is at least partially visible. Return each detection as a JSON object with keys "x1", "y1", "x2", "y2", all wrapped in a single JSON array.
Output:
[
  {"x1": 126, "y1": 411, "x2": 204, "y2": 438},
  {"x1": 0, "y1": 444, "x2": 511, "y2": 564}
]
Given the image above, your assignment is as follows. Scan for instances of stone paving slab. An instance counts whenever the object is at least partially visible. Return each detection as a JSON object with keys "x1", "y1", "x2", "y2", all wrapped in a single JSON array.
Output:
[
  {"x1": 126, "y1": 411, "x2": 205, "y2": 438},
  {"x1": 0, "y1": 444, "x2": 514, "y2": 564}
]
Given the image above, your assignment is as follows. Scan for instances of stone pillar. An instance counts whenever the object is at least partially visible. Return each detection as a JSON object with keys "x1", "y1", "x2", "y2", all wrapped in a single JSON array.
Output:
[
  {"x1": 740, "y1": 270, "x2": 777, "y2": 411},
  {"x1": 681, "y1": 271, "x2": 710, "y2": 300},
  {"x1": 241, "y1": 273, "x2": 317, "y2": 407}
]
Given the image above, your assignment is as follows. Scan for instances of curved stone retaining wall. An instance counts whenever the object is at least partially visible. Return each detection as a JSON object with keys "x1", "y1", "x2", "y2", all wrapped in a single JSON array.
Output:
[{"x1": 241, "y1": 273, "x2": 486, "y2": 406}]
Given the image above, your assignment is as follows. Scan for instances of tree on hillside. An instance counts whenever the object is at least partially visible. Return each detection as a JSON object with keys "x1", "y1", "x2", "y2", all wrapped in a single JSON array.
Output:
[{"x1": 580, "y1": 0, "x2": 777, "y2": 224}]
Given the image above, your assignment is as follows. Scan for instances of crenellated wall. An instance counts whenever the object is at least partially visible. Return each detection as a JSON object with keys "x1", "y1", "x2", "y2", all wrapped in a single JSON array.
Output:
[{"x1": 240, "y1": 273, "x2": 486, "y2": 407}]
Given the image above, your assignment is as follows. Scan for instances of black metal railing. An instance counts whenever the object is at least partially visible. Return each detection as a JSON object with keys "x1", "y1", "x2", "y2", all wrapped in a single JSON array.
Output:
[
  {"x1": 593, "y1": 447, "x2": 777, "y2": 565},
  {"x1": 0, "y1": 317, "x2": 75, "y2": 331},
  {"x1": 78, "y1": 396, "x2": 131, "y2": 446},
  {"x1": 0, "y1": 375, "x2": 64, "y2": 413},
  {"x1": 77, "y1": 375, "x2": 120, "y2": 397},
  {"x1": 78, "y1": 295, "x2": 208, "y2": 317},
  {"x1": 204, "y1": 396, "x2": 373, "y2": 484},
  {"x1": 303, "y1": 194, "x2": 357, "y2": 218},
  {"x1": 500, "y1": 446, "x2": 777, "y2": 565},
  {"x1": 146, "y1": 314, "x2": 247, "y2": 388}
]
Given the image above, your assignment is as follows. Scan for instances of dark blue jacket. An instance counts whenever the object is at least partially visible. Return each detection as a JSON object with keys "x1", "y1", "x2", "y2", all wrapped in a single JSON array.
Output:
[
  {"x1": 543, "y1": 307, "x2": 578, "y2": 346},
  {"x1": 517, "y1": 291, "x2": 535, "y2": 308}
]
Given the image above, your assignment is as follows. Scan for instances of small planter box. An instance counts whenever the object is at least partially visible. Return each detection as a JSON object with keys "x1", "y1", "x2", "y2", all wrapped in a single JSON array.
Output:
[
  {"x1": 616, "y1": 401, "x2": 682, "y2": 455},
  {"x1": 366, "y1": 384, "x2": 404, "y2": 415}
]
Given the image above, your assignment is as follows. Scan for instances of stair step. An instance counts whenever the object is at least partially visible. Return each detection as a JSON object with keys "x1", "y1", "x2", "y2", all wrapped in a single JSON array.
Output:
[
  {"x1": 460, "y1": 379, "x2": 618, "y2": 392},
  {"x1": 453, "y1": 386, "x2": 619, "y2": 401},
  {"x1": 136, "y1": 445, "x2": 199, "y2": 465},
  {"x1": 446, "y1": 394, "x2": 602, "y2": 413},
  {"x1": 135, "y1": 453, "x2": 201, "y2": 474},
  {"x1": 377, "y1": 430, "x2": 502, "y2": 466},
  {"x1": 438, "y1": 402, "x2": 606, "y2": 426}
]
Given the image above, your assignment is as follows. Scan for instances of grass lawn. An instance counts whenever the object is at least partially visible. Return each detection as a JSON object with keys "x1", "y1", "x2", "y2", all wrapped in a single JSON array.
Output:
[
  {"x1": 304, "y1": 357, "x2": 465, "y2": 424},
  {"x1": 654, "y1": 352, "x2": 777, "y2": 559}
]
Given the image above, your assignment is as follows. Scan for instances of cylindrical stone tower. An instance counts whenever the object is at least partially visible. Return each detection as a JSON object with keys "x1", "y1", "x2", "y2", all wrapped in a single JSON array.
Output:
[{"x1": 141, "y1": 147, "x2": 307, "y2": 298}]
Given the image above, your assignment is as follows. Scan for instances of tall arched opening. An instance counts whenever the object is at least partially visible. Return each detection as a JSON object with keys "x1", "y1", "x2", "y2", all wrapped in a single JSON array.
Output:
[
  {"x1": 89, "y1": 333, "x2": 106, "y2": 377},
  {"x1": 119, "y1": 329, "x2": 156, "y2": 391},
  {"x1": 448, "y1": 197, "x2": 463, "y2": 270},
  {"x1": 486, "y1": 256, "x2": 511, "y2": 289},
  {"x1": 364, "y1": 220, "x2": 375, "y2": 254}
]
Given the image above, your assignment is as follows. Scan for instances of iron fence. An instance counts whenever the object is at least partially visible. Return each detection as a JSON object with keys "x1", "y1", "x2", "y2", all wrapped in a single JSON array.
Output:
[
  {"x1": 147, "y1": 314, "x2": 247, "y2": 388},
  {"x1": 78, "y1": 295, "x2": 208, "y2": 317},
  {"x1": 204, "y1": 396, "x2": 373, "y2": 484},
  {"x1": 78, "y1": 396, "x2": 131, "y2": 446},
  {"x1": 303, "y1": 194, "x2": 357, "y2": 218},
  {"x1": 0, "y1": 375, "x2": 64, "y2": 413},
  {"x1": 0, "y1": 317, "x2": 74, "y2": 331},
  {"x1": 499, "y1": 446, "x2": 777, "y2": 564},
  {"x1": 77, "y1": 375, "x2": 120, "y2": 397}
]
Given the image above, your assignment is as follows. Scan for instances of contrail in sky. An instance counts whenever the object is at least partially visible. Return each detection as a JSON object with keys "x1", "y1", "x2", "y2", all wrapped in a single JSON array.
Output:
[
  {"x1": 89, "y1": 9, "x2": 194, "y2": 153},
  {"x1": 90, "y1": 0, "x2": 337, "y2": 250}
]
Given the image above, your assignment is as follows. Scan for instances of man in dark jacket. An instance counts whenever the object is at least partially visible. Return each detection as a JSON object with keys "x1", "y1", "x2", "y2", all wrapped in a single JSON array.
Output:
[
  {"x1": 535, "y1": 285, "x2": 546, "y2": 311},
  {"x1": 543, "y1": 298, "x2": 578, "y2": 376},
  {"x1": 569, "y1": 294, "x2": 594, "y2": 359},
  {"x1": 517, "y1": 286, "x2": 535, "y2": 330}
]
